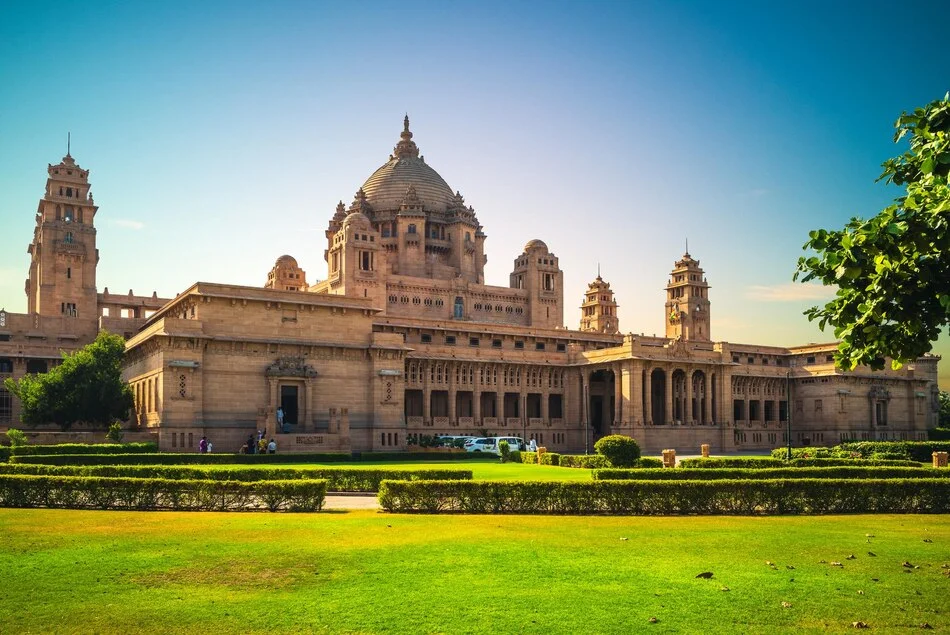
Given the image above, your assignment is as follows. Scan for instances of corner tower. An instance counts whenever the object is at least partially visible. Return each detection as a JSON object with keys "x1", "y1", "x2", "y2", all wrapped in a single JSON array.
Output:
[
  {"x1": 580, "y1": 274, "x2": 619, "y2": 334},
  {"x1": 510, "y1": 239, "x2": 563, "y2": 328},
  {"x1": 664, "y1": 250, "x2": 710, "y2": 341},
  {"x1": 26, "y1": 151, "x2": 99, "y2": 319}
]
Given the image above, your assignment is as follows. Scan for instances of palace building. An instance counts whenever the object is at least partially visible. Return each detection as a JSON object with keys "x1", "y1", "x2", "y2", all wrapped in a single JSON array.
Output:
[{"x1": 0, "y1": 119, "x2": 942, "y2": 453}]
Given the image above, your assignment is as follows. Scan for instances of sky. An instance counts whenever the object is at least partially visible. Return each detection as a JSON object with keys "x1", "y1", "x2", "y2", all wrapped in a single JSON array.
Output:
[{"x1": 0, "y1": 0, "x2": 948, "y2": 385}]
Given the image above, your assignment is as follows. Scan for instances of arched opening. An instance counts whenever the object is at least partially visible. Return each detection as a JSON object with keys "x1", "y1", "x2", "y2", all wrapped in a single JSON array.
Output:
[
  {"x1": 671, "y1": 369, "x2": 687, "y2": 423},
  {"x1": 691, "y1": 369, "x2": 707, "y2": 424},
  {"x1": 588, "y1": 369, "x2": 615, "y2": 440},
  {"x1": 650, "y1": 368, "x2": 666, "y2": 425}
]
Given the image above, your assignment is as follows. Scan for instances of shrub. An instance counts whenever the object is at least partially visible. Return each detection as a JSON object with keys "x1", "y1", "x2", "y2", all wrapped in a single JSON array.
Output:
[
  {"x1": 539, "y1": 452, "x2": 560, "y2": 466},
  {"x1": 636, "y1": 457, "x2": 663, "y2": 468},
  {"x1": 680, "y1": 457, "x2": 919, "y2": 469},
  {"x1": 593, "y1": 466, "x2": 947, "y2": 481},
  {"x1": 498, "y1": 440, "x2": 511, "y2": 463},
  {"x1": 105, "y1": 422, "x2": 124, "y2": 443},
  {"x1": 594, "y1": 435, "x2": 641, "y2": 468},
  {"x1": 0, "y1": 464, "x2": 472, "y2": 492},
  {"x1": 839, "y1": 441, "x2": 950, "y2": 462},
  {"x1": 6, "y1": 429, "x2": 28, "y2": 448},
  {"x1": 377, "y1": 478, "x2": 950, "y2": 515},
  {"x1": 930, "y1": 428, "x2": 950, "y2": 441},
  {"x1": 0, "y1": 475, "x2": 327, "y2": 512},
  {"x1": 11, "y1": 442, "x2": 157, "y2": 456},
  {"x1": 558, "y1": 454, "x2": 609, "y2": 469}
]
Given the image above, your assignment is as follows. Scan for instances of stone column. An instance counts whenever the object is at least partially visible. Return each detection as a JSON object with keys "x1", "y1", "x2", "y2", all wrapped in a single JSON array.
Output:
[
  {"x1": 683, "y1": 368, "x2": 693, "y2": 425},
  {"x1": 665, "y1": 368, "x2": 674, "y2": 426},
  {"x1": 541, "y1": 385, "x2": 549, "y2": 423},
  {"x1": 496, "y1": 389, "x2": 504, "y2": 422},
  {"x1": 702, "y1": 372, "x2": 710, "y2": 424},
  {"x1": 644, "y1": 368, "x2": 652, "y2": 425},
  {"x1": 581, "y1": 372, "x2": 590, "y2": 427},
  {"x1": 422, "y1": 363, "x2": 431, "y2": 425},
  {"x1": 304, "y1": 378, "x2": 314, "y2": 432},
  {"x1": 613, "y1": 365, "x2": 623, "y2": 429},
  {"x1": 448, "y1": 362, "x2": 457, "y2": 427},
  {"x1": 473, "y1": 388, "x2": 482, "y2": 424}
]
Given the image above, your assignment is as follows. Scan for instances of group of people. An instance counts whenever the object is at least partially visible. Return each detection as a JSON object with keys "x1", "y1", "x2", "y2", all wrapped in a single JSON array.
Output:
[
  {"x1": 243, "y1": 430, "x2": 277, "y2": 454},
  {"x1": 198, "y1": 436, "x2": 213, "y2": 453}
]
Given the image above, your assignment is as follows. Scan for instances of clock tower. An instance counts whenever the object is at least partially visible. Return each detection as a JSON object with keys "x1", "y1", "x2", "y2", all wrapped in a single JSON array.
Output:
[{"x1": 664, "y1": 251, "x2": 710, "y2": 341}]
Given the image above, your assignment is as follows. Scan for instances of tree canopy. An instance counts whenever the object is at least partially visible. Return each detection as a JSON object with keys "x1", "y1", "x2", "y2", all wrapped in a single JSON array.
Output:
[
  {"x1": 3, "y1": 331, "x2": 133, "y2": 430},
  {"x1": 796, "y1": 94, "x2": 950, "y2": 370}
]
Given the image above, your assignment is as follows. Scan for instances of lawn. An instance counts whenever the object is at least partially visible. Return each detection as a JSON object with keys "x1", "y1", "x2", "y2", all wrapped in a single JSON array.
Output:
[
  {"x1": 1, "y1": 510, "x2": 947, "y2": 633},
  {"x1": 199, "y1": 459, "x2": 595, "y2": 482}
]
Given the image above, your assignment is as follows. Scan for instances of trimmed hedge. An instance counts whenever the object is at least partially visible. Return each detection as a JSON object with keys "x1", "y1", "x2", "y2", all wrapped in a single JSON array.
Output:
[
  {"x1": 540, "y1": 452, "x2": 561, "y2": 466},
  {"x1": 10, "y1": 442, "x2": 158, "y2": 456},
  {"x1": 839, "y1": 441, "x2": 950, "y2": 463},
  {"x1": 594, "y1": 466, "x2": 950, "y2": 481},
  {"x1": 377, "y1": 479, "x2": 950, "y2": 514},
  {"x1": 0, "y1": 464, "x2": 471, "y2": 492},
  {"x1": 0, "y1": 447, "x2": 9, "y2": 463},
  {"x1": 12, "y1": 452, "x2": 357, "y2": 466},
  {"x1": 558, "y1": 455, "x2": 609, "y2": 469},
  {"x1": 0, "y1": 475, "x2": 326, "y2": 511},
  {"x1": 679, "y1": 457, "x2": 920, "y2": 469}
]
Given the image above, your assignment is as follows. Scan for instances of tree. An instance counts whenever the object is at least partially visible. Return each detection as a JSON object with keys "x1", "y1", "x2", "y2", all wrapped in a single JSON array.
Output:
[
  {"x1": 3, "y1": 331, "x2": 133, "y2": 430},
  {"x1": 940, "y1": 390, "x2": 950, "y2": 427},
  {"x1": 594, "y1": 434, "x2": 641, "y2": 467},
  {"x1": 795, "y1": 94, "x2": 950, "y2": 370}
]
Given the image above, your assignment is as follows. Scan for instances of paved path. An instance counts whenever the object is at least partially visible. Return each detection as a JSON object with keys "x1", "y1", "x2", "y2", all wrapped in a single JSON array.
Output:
[{"x1": 324, "y1": 494, "x2": 380, "y2": 510}]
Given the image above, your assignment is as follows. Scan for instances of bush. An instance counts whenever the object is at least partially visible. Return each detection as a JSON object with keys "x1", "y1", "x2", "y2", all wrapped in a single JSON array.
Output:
[
  {"x1": 0, "y1": 447, "x2": 9, "y2": 463},
  {"x1": 498, "y1": 440, "x2": 511, "y2": 463},
  {"x1": 105, "y1": 423, "x2": 124, "y2": 443},
  {"x1": 593, "y1": 466, "x2": 948, "y2": 481},
  {"x1": 839, "y1": 441, "x2": 950, "y2": 462},
  {"x1": 0, "y1": 464, "x2": 472, "y2": 492},
  {"x1": 929, "y1": 428, "x2": 950, "y2": 441},
  {"x1": 0, "y1": 475, "x2": 327, "y2": 512},
  {"x1": 594, "y1": 435, "x2": 641, "y2": 468},
  {"x1": 680, "y1": 457, "x2": 920, "y2": 469},
  {"x1": 770, "y1": 447, "x2": 848, "y2": 460},
  {"x1": 6, "y1": 429, "x2": 28, "y2": 448},
  {"x1": 11, "y1": 442, "x2": 157, "y2": 456},
  {"x1": 13, "y1": 452, "x2": 358, "y2": 465},
  {"x1": 377, "y1": 478, "x2": 950, "y2": 515},
  {"x1": 558, "y1": 455, "x2": 609, "y2": 469},
  {"x1": 539, "y1": 452, "x2": 560, "y2": 466},
  {"x1": 636, "y1": 457, "x2": 663, "y2": 468}
]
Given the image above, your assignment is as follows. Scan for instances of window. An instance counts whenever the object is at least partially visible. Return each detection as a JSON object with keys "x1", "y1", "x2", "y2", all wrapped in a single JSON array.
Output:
[
  {"x1": 408, "y1": 224, "x2": 416, "y2": 234},
  {"x1": 0, "y1": 358, "x2": 12, "y2": 373},
  {"x1": 421, "y1": 334, "x2": 432, "y2": 344},
  {"x1": 826, "y1": 355, "x2": 834, "y2": 362},
  {"x1": 732, "y1": 356, "x2": 740, "y2": 363},
  {"x1": 64, "y1": 232, "x2": 74, "y2": 244},
  {"x1": 492, "y1": 339, "x2": 502, "y2": 348},
  {"x1": 101, "y1": 307, "x2": 110, "y2": 317},
  {"x1": 0, "y1": 386, "x2": 11, "y2": 424},
  {"x1": 747, "y1": 357, "x2": 754, "y2": 364},
  {"x1": 514, "y1": 341, "x2": 525, "y2": 350},
  {"x1": 806, "y1": 356, "x2": 816, "y2": 364},
  {"x1": 469, "y1": 337, "x2": 480, "y2": 347},
  {"x1": 445, "y1": 336, "x2": 456, "y2": 346},
  {"x1": 556, "y1": 343, "x2": 566, "y2": 353},
  {"x1": 360, "y1": 251, "x2": 373, "y2": 271},
  {"x1": 535, "y1": 342, "x2": 545, "y2": 351}
]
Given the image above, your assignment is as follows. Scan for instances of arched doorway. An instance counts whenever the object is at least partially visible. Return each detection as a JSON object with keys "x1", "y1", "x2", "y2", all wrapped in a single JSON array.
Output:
[
  {"x1": 588, "y1": 369, "x2": 615, "y2": 440},
  {"x1": 691, "y1": 370, "x2": 706, "y2": 424},
  {"x1": 650, "y1": 368, "x2": 666, "y2": 425},
  {"x1": 671, "y1": 369, "x2": 686, "y2": 423}
]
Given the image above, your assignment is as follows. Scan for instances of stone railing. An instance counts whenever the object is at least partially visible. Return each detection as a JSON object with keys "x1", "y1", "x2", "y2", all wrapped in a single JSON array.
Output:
[
  {"x1": 433, "y1": 416, "x2": 449, "y2": 427},
  {"x1": 458, "y1": 417, "x2": 473, "y2": 427},
  {"x1": 482, "y1": 417, "x2": 496, "y2": 427},
  {"x1": 529, "y1": 418, "x2": 543, "y2": 427},
  {"x1": 406, "y1": 416, "x2": 423, "y2": 427},
  {"x1": 551, "y1": 418, "x2": 564, "y2": 426},
  {"x1": 506, "y1": 417, "x2": 521, "y2": 427}
]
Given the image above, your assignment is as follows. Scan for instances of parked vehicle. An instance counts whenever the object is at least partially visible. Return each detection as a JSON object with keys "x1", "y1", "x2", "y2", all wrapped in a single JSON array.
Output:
[{"x1": 464, "y1": 436, "x2": 526, "y2": 454}]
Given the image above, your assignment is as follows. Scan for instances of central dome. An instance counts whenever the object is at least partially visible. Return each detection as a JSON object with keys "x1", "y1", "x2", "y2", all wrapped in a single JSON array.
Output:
[{"x1": 360, "y1": 117, "x2": 456, "y2": 213}]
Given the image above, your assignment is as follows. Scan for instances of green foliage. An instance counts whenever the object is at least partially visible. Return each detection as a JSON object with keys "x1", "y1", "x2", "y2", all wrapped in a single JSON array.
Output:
[
  {"x1": 9, "y1": 451, "x2": 498, "y2": 465},
  {"x1": 593, "y1": 434, "x2": 641, "y2": 467},
  {"x1": 11, "y1": 442, "x2": 157, "y2": 456},
  {"x1": 930, "y1": 427, "x2": 950, "y2": 440},
  {"x1": 0, "y1": 475, "x2": 327, "y2": 511},
  {"x1": 0, "y1": 464, "x2": 472, "y2": 492},
  {"x1": 3, "y1": 331, "x2": 134, "y2": 430},
  {"x1": 558, "y1": 454, "x2": 609, "y2": 469},
  {"x1": 105, "y1": 423, "x2": 124, "y2": 443},
  {"x1": 594, "y1": 466, "x2": 943, "y2": 481},
  {"x1": 795, "y1": 95, "x2": 950, "y2": 370},
  {"x1": 5, "y1": 429, "x2": 27, "y2": 447},
  {"x1": 497, "y1": 440, "x2": 510, "y2": 463},
  {"x1": 0, "y1": 447, "x2": 9, "y2": 463},
  {"x1": 838, "y1": 440, "x2": 950, "y2": 462},
  {"x1": 539, "y1": 451, "x2": 560, "y2": 466},
  {"x1": 679, "y1": 457, "x2": 919, "y2": 468},
  {"x1": 940, "y1": 390, "x2": 950, "y2": 426},
  {"x1": 377, "y1": 478, "x2": 950, "y2": 514}
]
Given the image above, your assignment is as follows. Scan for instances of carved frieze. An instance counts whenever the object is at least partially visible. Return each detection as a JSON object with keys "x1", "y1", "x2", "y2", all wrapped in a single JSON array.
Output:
[{"x1": 265, "y1": 356, "x2": 318, "y2": 378}]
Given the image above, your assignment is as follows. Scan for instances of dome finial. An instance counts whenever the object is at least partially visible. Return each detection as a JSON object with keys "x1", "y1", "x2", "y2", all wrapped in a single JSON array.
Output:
[{"x1": 394, "y1": 114, "x2": 420, "y2": 159}]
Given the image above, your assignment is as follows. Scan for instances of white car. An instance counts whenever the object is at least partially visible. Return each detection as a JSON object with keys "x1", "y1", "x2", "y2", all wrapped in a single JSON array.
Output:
[{"x1": 464, "y1": 437, "x2": 526, "y2": 454}]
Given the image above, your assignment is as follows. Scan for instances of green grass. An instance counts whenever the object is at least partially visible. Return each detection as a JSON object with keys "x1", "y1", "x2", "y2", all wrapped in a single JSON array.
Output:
[
  {"x1": 198, "y1": 459, "x2": 595, "y2": 482},
  {"x1": 1, "y1": 510, "x2": 948, "y2": 633}
]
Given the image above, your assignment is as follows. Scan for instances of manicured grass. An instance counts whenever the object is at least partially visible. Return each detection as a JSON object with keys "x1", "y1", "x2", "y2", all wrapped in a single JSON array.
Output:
[
  {"x1": 1, "y1": 510, "x2": 948, "y2": 633},
  {"x1": 200, "y1": 459, "x2": 595, "y2": 482}
]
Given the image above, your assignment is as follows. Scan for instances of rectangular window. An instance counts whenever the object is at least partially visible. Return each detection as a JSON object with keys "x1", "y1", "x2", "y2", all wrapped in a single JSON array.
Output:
[
  {"x1": 445, "y1": 336, "x2": 456, "y2": 346},
  {"x1": 492, "y1": 339, "x2": 502, "y2": 348},
  {"x1": 514, "y1": 341, "x2": 525, "y2": 350},
  {"x1": 469, "y1": 337, "x2": 480, "y2": 347},
  {"x1": 535, "y1": 342, "x2": 545, "y2": 351},
  {"x1": 421, "y1": 334, "x2": 432, "y2": 344},
  {"x1": 747, "y1": 357, "x2": 754, "y2": 364},
  {"x1": 806, "y1": 356, "x2": 816, "y2": 364},
  {"x1": 556, "y1": 343, "x2": 566, "y2": 353}
]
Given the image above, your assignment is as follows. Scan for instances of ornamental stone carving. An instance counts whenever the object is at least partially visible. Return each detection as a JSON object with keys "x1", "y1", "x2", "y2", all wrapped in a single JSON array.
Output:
[{"x1": 266, "y1": 356, "x2": 317, "y2": 378}]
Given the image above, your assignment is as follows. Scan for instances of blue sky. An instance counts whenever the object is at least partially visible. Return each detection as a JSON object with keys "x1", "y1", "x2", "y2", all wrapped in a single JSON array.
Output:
[{"x1": 1, "y1": 0, "x2": 948, "y2": 383}]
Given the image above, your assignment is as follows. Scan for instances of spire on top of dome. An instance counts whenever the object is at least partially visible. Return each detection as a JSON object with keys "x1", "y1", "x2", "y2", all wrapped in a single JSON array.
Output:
[{"x1": 393, "y1": 114, "x2": 420, "y2": 159}]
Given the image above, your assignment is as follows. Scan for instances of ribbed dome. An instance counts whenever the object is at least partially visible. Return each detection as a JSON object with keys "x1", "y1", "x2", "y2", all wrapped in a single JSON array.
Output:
[
  {"x1": 524, "y1": 239, "x2": 548, "y2": 253},
  {"x1": 275, "y1": 254, "x2": 298, "y2": 267},
  {"x1": 360, "y1": 116, "x2": 455, "y2": 213}
]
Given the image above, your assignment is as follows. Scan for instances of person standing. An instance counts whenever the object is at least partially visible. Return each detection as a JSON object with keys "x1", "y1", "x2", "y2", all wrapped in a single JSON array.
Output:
[
  {"x1": 198, "y1": 436, "x2": 207, "y2": 453},
  {"x1": 276, "y1": 406, "x2": 284, "y2": 431},
  {"x1": 206, "y1": 439, "x2": 213, "y2": 453},
  {"x1": 267, "y1": 438, "x2": 277, "y2": 454}
]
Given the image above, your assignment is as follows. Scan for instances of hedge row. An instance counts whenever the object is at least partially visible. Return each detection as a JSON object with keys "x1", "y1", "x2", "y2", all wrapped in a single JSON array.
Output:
[
  {"x1": 0, "y1": 475, "x2": 326, "y2": 511},
  {"x1": 9, "y1": 451, "x2": 502, "y2": 466},
  {"x1": 0, "y1": 447, "x2": 9, "y2": 463},
  {"x1": 0, "y1": 464, "x2": 471, "y2": 492},
  {"x1": 377, "y1": 479, "x2": 950, "y2": 514},
  {"x1": 839, "y1": 441, "x2": 950, "y2": 462},
  {"x1": 679, "y1": 457, "x2": 920, "y2": 469},
  {"x1": 10, "y1": 442, "x2": 158, "y2": 456},
  {"x1": 594, "y1": 466, "x2": 950, "y2": 481}
]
